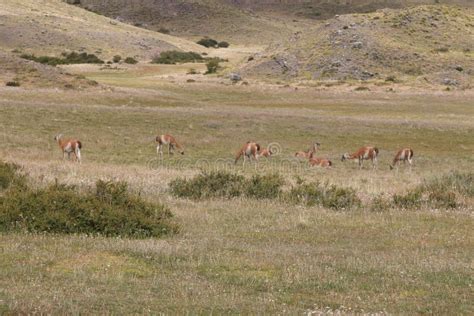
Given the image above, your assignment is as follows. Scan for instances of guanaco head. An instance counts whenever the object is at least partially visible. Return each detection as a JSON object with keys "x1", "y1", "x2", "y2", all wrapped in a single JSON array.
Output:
[
  {"x1": 54, "y1": 134, "x2": 63, "y2": 142},
  {"x1": 341, "y1": 153, "x2": 350, "y2": 162}
]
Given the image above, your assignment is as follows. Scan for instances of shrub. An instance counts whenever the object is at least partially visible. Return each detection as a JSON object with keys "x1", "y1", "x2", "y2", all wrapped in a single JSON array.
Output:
[
  {"x1": 205, "y1": 59, "x2": 220, "y2": 74},
  {"x1": 218, "y1": 41, "x2": 230, "y2": 48},
  {"x1": 169, "y1": 171, "x2": 245, "y2": 200},
  {"x1": 5, "y1": 81, "x2": 20, "y2": 87},
  {"x1": 158, "y1": 27, "x2": 170, "y2": 34},
  {"x1": 20, "y1": 52, "x2": 104, "y2": 66},
  {"x1": 197, "y1": 38, "x2": 218, "y2": 48},
  {"x1": 187, "y1": 68, "x2": 198, "y2": 75},
  {"x1": 152, "y1": 51, "x2": 204, "y2": 64},
  {"x1": 245, "y1": 174, "x2": 284, "y2": 199},
  {"x1": 393, "y1": 190, "x2": 423, "y2": 209},
  {"x1": 0, "y1": 162, "x2": 25, "y2": 191},
  {"x1": 370, "y1": 195, "x2": 392, "y2": 212},
  {"x1": 124, "y1": 57, "x2": 138, "y2": 64},
  {"x1": 113, "y1": 55, "x2": 122, "y2": 63},
  {"x1": 285, "y1": 181, "x2": 361, "y2": 210},
  {"x1": 428, "y1": 190, "x2": 457, "y2": 209},
  {"x1": 422, "y1": 171, "x2": 473, "y2": 197},
  {"x1": 0, "y1": 179, "x2": 177, "y2": 238}
]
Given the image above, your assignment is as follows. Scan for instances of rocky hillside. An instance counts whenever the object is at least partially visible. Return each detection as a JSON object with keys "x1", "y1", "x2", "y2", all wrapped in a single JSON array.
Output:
[
  {"x1": 0, "y1": 0, "x2": 203, "y2": 60},
  {"x1": 240, "y1": 5, "x2": 473, "y2": 87},
  {"x1": 72, "y1": 0, "x2": 473, "y2": 44}
]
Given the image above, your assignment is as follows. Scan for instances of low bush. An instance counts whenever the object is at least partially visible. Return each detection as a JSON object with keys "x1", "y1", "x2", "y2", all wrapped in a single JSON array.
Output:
[
  {"x1": 197, "y1": 38, "x2": 218, "y2": 48},
  {"x1": 393, "y1": 190, "x2": 423, "y2": 209},
  {"x1": 0, "y1": 162, "x2": 26, "y2": 191},
  {"x1": 20, "y1": 52, "x2": 104, "y2": 66},
  {"x1": 285, "y1": 181, "x2": 360, "y2": 210},
  {"x1": 205, "y1": 59, "x2": 220, "y2": 74},
  {"x1": 152, "y1": 51, "x2": 204, "y2": 64},
  {"x1": 158, "y1": 27, "x2": 170, "y2": 34},
  {"x1": 170, "y1": 171, "x2": 245, "y2": 200},
  {"x1": 124, "y1": 57, "x2": 138, "y2": 64},
  {"x1": 422, "y1": 171, "x2": 473, "y2": 197},
  {"x1": 5, "y1": 81, "x2": 20, "y2": 87},
  {"x1": 245, "y1": 174, "x2": 284, "y2": 199},
  {"x1": 218, "y1": 41, "x2": 230, "y2": 48},
  {"x1": 112, "y1": 55, "x2": 122, "y2": 63},
  {"x1": 0, "y1": 170, "x2": 177, "y2": 238}
]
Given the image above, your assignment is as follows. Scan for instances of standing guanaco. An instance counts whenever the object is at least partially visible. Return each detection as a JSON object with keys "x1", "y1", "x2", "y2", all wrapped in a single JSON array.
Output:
[
  {"x1": 156, "y1": 134, "x2": 184, "y2": 157},
  {"x1": 390, "y1": 148, "x2": 414, "y2": 170},
  {"x1": 54, "y1": 134, "x2": 82, "y2": 163},
  {"x1": 341, "y1": 146, "x2": 379, "y2": 169},
  {"x1": 295, "y1": 142, "x2": 320, "y2": 159},
  {"x1": 235, "y1": 141, "x2": 260, "y2": 165}
]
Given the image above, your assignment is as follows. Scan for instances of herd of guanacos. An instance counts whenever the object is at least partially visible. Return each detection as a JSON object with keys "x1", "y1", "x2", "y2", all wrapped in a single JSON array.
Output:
[{"x1": 54, "y1": 133, "x2": 414, "y2": 170}]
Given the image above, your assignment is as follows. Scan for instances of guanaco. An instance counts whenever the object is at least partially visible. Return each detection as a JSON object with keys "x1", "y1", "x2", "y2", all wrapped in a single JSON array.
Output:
[
  {"x1": 341, "y1": 146, "x2": 379, "y2": 169},
  {"x1": 235, "y1": 141, "x2": 260, "y2": 165},
  {"x1": 308, "y1": 152, "x2": 332, "y2": 168},
  {"x1": 390, "y1": 148, "x2": 414, "y2": 170},
  {"x1": 295, "y1": 142, "x2": 320, "y2": 159},
  {"x1": 54, "y1": 134, "x2": 82, "y2": 163},
  {"x1": 156, "y1": 134, "x2": 184, "y2": 157}
]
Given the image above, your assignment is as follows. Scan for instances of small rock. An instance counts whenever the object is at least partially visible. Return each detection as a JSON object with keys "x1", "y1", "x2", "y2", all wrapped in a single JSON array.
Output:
[
  {"x1": 229, "y1": 73, "x2": 242, "y2": 82},
  {"x1": 352, "y1": 41, "x2": 363, "y2": 49},
  {"x1": 443, "y1": 78, "x2": 458, "y2": 86},
  {"x1": 455, "y1": 66, "x2": 463, "y2": 72}
]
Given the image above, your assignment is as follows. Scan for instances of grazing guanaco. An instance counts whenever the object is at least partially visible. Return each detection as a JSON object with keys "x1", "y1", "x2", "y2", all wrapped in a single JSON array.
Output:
[
  {"x1": 341, "y1": 146, "x2": 379, "y2": 169},
  {"x1": 295, "y1": 142, "x2": 320, "y2": 159},
  {"x1": 390, "y1": 148, "x2": 414, "y2": 170},
  {"x1": 54, "y1": 134, "x2": 82, "y2": 163},
  {"x1": 235, "y1": 141, "x2": 260, "y2": 165},
  {"x1": 156, "y1": 134, "x2": 184, "y2": 157}
]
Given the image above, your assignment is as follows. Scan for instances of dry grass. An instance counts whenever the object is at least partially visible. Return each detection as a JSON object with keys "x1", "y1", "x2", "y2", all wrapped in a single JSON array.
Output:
[{"x1": 0, "y1": 65, "x2": 473, "y2": 313}]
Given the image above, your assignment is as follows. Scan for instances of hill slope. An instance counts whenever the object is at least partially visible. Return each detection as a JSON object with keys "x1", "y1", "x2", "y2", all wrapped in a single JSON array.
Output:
[
  {"x1": 240, "y1": 5, "x2": 474, "y2": 86},
  {"x1": 75, "y1": 0, "x2": 473, "y2": 44},
  {"x1": 0, "y1": 0, "x2": 203, "y2": 60}
]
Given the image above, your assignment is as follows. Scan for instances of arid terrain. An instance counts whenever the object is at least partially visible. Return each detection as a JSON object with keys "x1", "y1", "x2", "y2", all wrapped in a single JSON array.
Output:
[{"x1": 0, "y1": 0, "x2": 473, "y2": 314}]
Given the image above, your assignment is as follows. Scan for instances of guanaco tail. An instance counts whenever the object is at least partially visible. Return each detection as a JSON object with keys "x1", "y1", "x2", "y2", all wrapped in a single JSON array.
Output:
[
  {"x1": 390, "y1": 148, "x2": 414, "y2": 170},
  {"x1": 54, "y1": 134, "x2": 82, "y2": 163},
  {"x1": 156, "y1": 134, "x2": 184, "y2": 157},
  {"x1": 341, "y1": 146, "x2": 379, "y2": 169}
]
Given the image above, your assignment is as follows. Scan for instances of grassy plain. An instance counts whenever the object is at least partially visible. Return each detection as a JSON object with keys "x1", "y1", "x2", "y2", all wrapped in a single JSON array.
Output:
[{"x1": 0, "y1": 64, "x2": 473, "y2": 314}]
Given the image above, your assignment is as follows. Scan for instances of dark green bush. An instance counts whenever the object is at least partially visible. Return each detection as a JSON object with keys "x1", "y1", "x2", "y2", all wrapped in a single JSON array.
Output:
[
  {"x1": 5, "y1": 81, "x2": 20, "y2": 87},
  {"x1": 197, "y1": 38, "x2": 218, "y2": 48},
  {"x1": 152, "y1": 51, "x2": 204, "y2": 64},
  {"x1": 112, "y1": 55, "x2": 122, "y2": 63},
  {"x1": 169, "y1": 171, "x2": 245, "y2": 200},
  {"x1": 218, "y1": 41, "x2": 230, "y2": 48},
  {"x1": 20, "y1": 52, "x2": 104, "y2": 66},
  {"x1": 0, "y1": 179, "x2": 177, "y2": 238},
  {"x1": 124, "y1": 57, "x2": 138, "y2": 64},
  {"x1": 245, "y1": 174, "x2": 284, "y2": 199}
]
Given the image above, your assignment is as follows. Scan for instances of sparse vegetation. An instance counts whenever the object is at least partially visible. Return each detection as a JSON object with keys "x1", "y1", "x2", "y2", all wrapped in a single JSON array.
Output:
[
  {"x1": 152, "y1": 51, "x2": 204, "y2": 64},
  {"x1": 20, "y1": 51, "x2": 104, "y2": 66}
]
